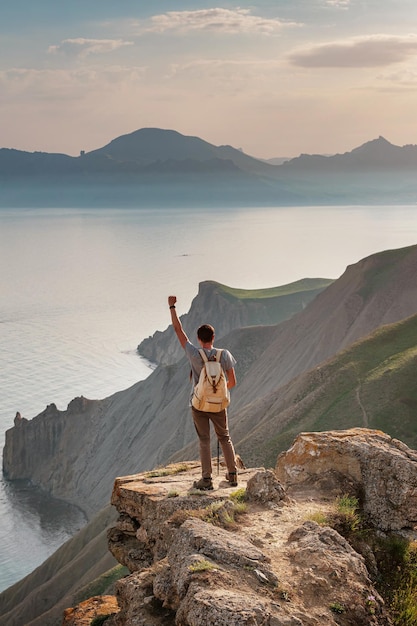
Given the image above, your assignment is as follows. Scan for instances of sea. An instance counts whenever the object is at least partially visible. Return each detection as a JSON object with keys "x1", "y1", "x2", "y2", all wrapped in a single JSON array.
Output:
[{"x1": 1, "y1": 203, "x2": 416, "y2": 593}]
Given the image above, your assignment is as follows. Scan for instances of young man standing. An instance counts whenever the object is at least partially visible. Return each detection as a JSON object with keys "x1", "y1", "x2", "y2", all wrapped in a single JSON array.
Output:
[{"x1": 168, "y1": 295, "x2": 238, "y2": 490}]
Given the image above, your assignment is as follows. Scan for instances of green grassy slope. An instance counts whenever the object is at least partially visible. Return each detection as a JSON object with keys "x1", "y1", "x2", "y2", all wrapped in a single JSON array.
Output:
[
  {"x1": 237, "y1": 313, "x2": 417, "y2": 468},
  {"x1": 216, "y1": 278, "x2": 334, "y2": 300}
]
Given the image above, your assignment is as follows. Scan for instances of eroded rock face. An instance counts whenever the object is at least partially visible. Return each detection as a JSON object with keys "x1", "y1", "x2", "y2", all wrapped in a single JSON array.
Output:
[
  {"x1": 275, "y1": 428, "x2": 417, "y2": 531},
  {"x1": 101, "y1": 461, "x2": 392, "y2": 626}
]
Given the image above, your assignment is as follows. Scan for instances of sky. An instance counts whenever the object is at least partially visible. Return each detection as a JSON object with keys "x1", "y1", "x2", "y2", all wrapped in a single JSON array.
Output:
[{"x1": 1, "y1": 0, "x2": 417, "y2": 159}]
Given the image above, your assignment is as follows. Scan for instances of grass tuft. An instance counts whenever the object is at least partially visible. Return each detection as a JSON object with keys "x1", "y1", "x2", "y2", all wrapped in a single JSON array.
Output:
[
  {"x1": 189, "y1": 559, "x2": 216, "y2": 573},
  {"x1": 168, "y1": 498, "x2": 247, "y2": 530},
  {"x1": 229, "y1": 487, "x2": 247, "y2": 503},
  {"x1": 145, "y1": 463, "x2": 190, "y2": 478}
]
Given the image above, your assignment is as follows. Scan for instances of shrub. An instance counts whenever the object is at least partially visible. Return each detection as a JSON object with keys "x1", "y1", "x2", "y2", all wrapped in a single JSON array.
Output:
[{"x1": 229, "y1": 487, "x2": 247, "y2": 503}]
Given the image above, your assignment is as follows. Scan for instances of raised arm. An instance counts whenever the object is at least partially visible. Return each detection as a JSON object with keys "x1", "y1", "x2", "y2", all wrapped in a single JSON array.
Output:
[{"x1": 168, "y1": 295, "x2": 189, "y2": 349}]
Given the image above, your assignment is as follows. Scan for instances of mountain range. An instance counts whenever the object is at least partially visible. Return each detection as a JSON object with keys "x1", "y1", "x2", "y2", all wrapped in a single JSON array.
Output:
[
  {"x1": 1, "y1": 129, "x2": 417, "y2": 206},
  {"x1": 1, "y1": 243, "x2": 417, "y2": 624}
]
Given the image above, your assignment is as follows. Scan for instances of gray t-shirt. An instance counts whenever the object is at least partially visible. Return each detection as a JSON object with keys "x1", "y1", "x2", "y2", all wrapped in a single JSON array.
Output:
[{"x1": 184, "y1": 341, "x2": 236, "y2": 385}]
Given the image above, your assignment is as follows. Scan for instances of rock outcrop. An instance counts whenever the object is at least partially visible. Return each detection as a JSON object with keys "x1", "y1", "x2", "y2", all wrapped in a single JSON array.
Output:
[
  {"x1": 276, "y1": 428, "x2": 417, "y2": 531},
  {"x1": 87, "y1": 436, "x2": 396, "y2": 625},
  {"x1": 5, "y1": 429, "x2": 414, "y2": 625}
]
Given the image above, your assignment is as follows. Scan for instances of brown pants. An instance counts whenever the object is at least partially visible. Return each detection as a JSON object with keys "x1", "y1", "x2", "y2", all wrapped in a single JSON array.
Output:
[{"x1": 191, "y1": 407, "x2": 237, "y2": 479}]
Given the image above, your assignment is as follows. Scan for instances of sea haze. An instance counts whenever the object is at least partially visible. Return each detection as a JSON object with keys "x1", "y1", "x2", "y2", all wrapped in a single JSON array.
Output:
[{"x1": 1, "y1": 203, "x2": 416, "y2": 592}]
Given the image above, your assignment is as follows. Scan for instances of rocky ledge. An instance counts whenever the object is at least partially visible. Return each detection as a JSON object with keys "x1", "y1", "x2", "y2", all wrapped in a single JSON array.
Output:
[{"x1": 64, "y1": 429, "x2": 417, "y2": 625}]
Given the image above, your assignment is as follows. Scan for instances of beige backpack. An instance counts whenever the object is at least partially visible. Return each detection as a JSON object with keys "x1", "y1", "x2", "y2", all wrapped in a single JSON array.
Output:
[{"x1": 191, "y1": 349, "x2": 230, "y2": 412}]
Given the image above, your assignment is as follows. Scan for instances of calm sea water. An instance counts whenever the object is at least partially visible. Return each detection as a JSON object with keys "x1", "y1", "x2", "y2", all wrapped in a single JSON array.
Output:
[{"x1": 1, "y1": 204, "x2": 416, "y2": 592}]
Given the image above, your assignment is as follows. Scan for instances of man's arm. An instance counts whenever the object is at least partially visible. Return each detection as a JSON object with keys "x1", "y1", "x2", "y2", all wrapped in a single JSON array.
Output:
[
  {"x1": 168, "y1": 295, "x2": 188, "y2": 349},
  {"x1": 226, "y1": 368, "x2": 236, "y2": 390}
]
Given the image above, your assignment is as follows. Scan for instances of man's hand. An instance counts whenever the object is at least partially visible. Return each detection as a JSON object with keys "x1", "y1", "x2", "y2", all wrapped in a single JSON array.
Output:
[{"x1": 168, "y1": 295, "x2": 177, "y2": 307}]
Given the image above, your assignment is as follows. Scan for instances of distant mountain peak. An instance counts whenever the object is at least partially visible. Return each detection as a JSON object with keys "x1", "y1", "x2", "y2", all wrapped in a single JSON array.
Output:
[{"x1": 350, "y1": 135, "x2": 395, "y2": 154}]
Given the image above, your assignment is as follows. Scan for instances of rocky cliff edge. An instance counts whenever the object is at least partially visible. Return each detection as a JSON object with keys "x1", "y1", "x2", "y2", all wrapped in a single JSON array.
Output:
[{"x1": 64, "y1": 428, "x2": 417, "y2": 625}]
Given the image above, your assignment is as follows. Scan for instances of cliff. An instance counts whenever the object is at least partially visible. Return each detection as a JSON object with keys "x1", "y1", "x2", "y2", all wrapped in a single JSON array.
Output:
[
  {"x1": 65, "y1": 429, "x2": 417, "y2": 625},
  {"x1": 138, "y1": 278, "x2": 333, "y2": 366}
]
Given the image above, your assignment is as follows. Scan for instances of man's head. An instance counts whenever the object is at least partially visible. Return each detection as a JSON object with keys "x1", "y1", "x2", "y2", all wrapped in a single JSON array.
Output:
[{"x1": 197, "y1": 324, "x2": 215, "y2": 344}]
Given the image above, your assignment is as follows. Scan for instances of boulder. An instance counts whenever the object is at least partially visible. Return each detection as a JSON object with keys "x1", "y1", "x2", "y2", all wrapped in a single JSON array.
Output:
[
  {"x1": 246, "y1": 469, "x2": 288, "y2": 504},
  {"x1": 275, "y1": 428, "x2": 417, "y2": 531}
]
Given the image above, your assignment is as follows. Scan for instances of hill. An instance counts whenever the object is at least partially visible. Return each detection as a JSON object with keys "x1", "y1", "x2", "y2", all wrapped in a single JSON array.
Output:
[
  {"x1": 279, "y1": 136, "x2": 417, "y2": 173},
  {"x1": 234, "y1": 312, "x2": 417, "y2": 468},
  {"x1": 1, "y1": 130, "x2": 417, "y2": 206},
  {"x1": 87, "y1": 127, "x2": 273, "y2": 176}
]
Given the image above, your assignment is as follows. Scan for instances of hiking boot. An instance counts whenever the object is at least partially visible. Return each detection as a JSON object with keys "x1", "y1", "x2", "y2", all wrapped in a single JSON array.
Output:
[
  {"x1": 226, "y1": 472, "x2": 238, "y2": 487},
  {"x1": 193, "y1": 477, "x2": 214, "y2": 491}
]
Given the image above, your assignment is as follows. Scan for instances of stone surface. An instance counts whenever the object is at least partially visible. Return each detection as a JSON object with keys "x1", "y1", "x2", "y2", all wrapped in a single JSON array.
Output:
[
  {"x1": 275, "y1": 428, "x2": 417, "y2": 531},
  {"x1": 99, "y1": 452, "x2": 394, "y2": 625},
  {"x1": 109, "y1": 463, "x2": 265, "y2": 567}
]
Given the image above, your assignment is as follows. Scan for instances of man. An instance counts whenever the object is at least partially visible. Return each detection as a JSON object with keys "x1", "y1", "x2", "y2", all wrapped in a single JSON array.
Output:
[{"x1": 168, "y1": 295, "x2": 238, "y2": 490}]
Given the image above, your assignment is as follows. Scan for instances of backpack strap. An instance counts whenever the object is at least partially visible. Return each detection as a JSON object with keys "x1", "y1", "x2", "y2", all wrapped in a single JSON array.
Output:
[{"x1": 199, "y1": 348, "x2": 223, "y2": 363}]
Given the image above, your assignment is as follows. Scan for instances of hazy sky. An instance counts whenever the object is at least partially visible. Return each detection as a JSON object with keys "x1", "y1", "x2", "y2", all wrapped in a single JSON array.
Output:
[{"x1": 1, "y1": 1, "x2": 417, "y2": 158}]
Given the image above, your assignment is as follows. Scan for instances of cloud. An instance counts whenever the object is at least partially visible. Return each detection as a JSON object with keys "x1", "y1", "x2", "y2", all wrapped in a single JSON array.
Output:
[
  {"x1": 377, "y1": 68, "x2": 417, "y2": 86},
  {"x1": 0, "y1": 66, "x2": 146, "y2": 102},
  {"x1": 139, "y1": 8, "x2": 301, "y2": 35},
  {"x1": 289, "y1": 34, "x2": 417, "y2": 68},
  {"x1": 48, "y1": 38, "x2": 133, "y2": 58},
  {"x1": 324, "y1": 0, "x2": 350, "y2": 7},
  {"x1": 166, "y1": 58, "x2": 284, "y2": 86}
]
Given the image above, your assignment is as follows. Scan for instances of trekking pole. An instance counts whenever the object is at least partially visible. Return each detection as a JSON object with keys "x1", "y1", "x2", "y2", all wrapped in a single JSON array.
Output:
[{"x1": 217, "y1": 440, "x2": 220, "y2": 476}]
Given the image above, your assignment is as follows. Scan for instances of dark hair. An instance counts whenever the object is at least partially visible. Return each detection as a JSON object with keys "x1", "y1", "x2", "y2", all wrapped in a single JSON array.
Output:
[{"x1": 197, "y1": 324, "x2": 215, "y2": 343}]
